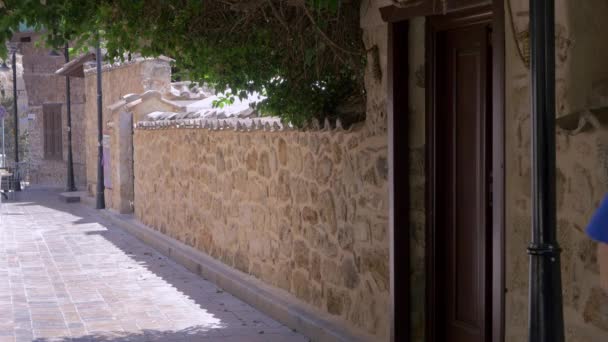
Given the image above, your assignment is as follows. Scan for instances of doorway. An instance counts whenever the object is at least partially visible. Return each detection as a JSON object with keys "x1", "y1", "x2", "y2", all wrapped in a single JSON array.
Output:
[
  {"x1": 426, "y1": 5, "x2": 504, "y2": 342},
  {"x1": 43, "y1": 103, "x2": 63, "y2": 161}
]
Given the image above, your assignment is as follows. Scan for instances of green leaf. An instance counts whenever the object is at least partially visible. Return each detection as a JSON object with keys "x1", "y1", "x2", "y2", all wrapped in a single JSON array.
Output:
[{"x1": 0, "y1": 0, "x2": 363, "y2": 125}]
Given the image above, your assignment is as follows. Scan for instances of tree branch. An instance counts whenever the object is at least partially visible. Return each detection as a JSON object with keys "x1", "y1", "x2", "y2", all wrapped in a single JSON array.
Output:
[{"x1": 301, "y1": 4, "x2": 359, "y2": 57}]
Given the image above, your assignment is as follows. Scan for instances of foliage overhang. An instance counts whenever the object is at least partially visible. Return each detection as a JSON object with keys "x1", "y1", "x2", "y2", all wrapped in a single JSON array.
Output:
[{"x1": 0, "y1": 0, "x2": 366, "y2": 126}]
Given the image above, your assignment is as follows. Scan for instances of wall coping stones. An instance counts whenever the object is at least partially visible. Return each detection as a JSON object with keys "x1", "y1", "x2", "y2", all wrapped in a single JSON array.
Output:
[
  {"x1": 135, "y1": 117, "x2": 349, "y2": 133},
  {"x1": 166, "y1": 81, "x2": 213, "y2": 100},
  {"x1": 83, "y1": 56, "x2": 173, "y2": 76},
  {"x1": 116, "y1": 84, "x2": 354, "y2": 134}
]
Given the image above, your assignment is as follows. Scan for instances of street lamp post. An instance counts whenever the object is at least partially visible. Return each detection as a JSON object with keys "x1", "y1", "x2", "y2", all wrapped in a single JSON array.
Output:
[
  {"x1": 0, "y1": 66, "x2": 7, "y2": 169},
  {"x1": 0, "y1": 100, "x2": 5, "y2": 168},
  {"x1": 1, "y1": 115, "x2": 4, "y2": 168},
  {"x1": 527, "y1": 0, "x2": 565, "y2": 341},
  {"x1": 11, "y1": 46, "x2": 20, "y2": 191},
  {"x1": 64, "y1": 43, "x2": 76, "y2": 191},
  {"x1": 95, "y1": 38, "x2": 105, "y2": 209}
]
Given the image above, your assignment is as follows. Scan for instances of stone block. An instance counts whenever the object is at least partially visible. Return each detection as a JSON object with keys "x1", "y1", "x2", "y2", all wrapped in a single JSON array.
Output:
[
  {"x1": 257, "y1": 151, "x2": 271, "y2": 177},
  {"x1": 302, "y1": 206, "x2": 318, "y2": 225},
  {"x1": 246, "y1": 150, "x2": 258, "y2": 171},
  {"x1": 583, "y1": 287, "x2": 608, "y2": 332},
  {"x1": 315, "y1": 157, "x2": 334, "y2": 184},
  {"x1": 276, "y1": 262, "x2": 292, "y2": 292},
  {"x1": 293, "y1": 240, "x2": 310, "y2": 269},
  {"x1": 277, "y1": 138, "x2": 287, "y2": 166},
  {"x1": 58, "y1": 192, "x2": 83, "y2": 203},
  {"x1": 234, "y1": 249, "x2": 249, "y2": 273},
  {"x1": 340, "y1": 257, "x2": 360, "y2": 289},
  {"x1": 360, "y1": 249, "x2": 388, "y2": 291},
  {"x1": 292, "y1": 270, "x2": 310, "y2": 302},
  {"x1": 337, "y1": 225, "x2": 354, "y2": 251},
  {"x1": 327, "y1": 287, "x2": 351, "y2": 317},
  {"x1": 322, "y1": 259, "x2": 340, "y2": 286},
  {"x1": 318, "y1": 191, "x2": 337, "y2": 234},
  {"x1": 311, "y1": 252, "x2": 321, "y2": 283}
]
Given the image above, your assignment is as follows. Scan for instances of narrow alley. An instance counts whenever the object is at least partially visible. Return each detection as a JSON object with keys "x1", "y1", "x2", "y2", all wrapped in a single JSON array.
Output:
[{"x1": 0, "y1": 188, "x2": 308, "y2": 342}]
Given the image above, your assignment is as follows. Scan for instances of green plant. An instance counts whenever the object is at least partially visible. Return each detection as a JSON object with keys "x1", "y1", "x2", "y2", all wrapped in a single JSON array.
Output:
[
  {"x1": 0, "y1": 96, "x2": 28, "y2": 163},
  {"x1": 0, "y1": 0, "x2": 365, "y2": 126}
]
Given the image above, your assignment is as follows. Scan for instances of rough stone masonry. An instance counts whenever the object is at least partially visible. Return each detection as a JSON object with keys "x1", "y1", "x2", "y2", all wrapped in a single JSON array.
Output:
[{"x1": 133, "y1": 123, "x2": 390, "y2": 338}]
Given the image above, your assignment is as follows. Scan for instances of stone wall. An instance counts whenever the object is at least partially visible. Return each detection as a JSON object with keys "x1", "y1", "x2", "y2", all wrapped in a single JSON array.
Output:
[
  {"x1": 133, "y1": 125, "x2": 389, "y2": 338},
  {"x1": 83, "y1": 58, "x2": 171, "y2": 204},
  {"x1": 131, "y1": 3, "x2": 390, "y2": 339},
  {"x1": 107, "y1": 90, "x2": 183, "y2": 214},
  {"x1": 19, "y1": 35, "x2": 87, "y2": 187}
]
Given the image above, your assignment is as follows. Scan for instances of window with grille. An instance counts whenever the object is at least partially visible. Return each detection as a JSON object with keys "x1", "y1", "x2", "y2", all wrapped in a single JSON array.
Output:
[{"x1": 43, "y1": 104, "x2": 63, "y2": 160}]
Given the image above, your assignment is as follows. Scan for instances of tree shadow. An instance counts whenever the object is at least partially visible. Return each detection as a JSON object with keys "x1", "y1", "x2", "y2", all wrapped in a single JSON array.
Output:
[{"x1": 7, "y1": 187, "x2": 100, "y2": 226}]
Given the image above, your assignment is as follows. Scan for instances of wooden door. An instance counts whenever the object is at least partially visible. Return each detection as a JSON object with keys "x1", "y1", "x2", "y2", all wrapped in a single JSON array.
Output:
[
  {"x1": 43, "y1": 103, "x2": 63, "y2": 160},
  {"x1": 432, "y1": 20, "x2": 493, "y2": 342}
]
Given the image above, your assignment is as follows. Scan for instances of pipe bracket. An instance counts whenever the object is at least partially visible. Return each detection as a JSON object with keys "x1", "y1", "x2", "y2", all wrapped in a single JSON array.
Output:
[{"x1": 527, "y1": 243, "x2": 562, "y2": 256}]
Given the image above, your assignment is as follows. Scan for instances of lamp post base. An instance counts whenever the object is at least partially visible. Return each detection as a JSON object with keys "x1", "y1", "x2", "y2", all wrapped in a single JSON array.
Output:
[{"x1": 95, "y1": 191, "x2": 105, "y2": 209}]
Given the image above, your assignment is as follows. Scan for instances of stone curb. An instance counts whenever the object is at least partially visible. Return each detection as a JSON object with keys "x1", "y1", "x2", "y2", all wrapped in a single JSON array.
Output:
[{"x1": 80, "y1": 203, "x2": 375, "y2": 342}]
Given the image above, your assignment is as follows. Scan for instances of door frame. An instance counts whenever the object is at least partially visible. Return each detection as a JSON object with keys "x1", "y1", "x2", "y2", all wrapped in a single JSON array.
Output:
[
  {"x1": 425, "y1": 2, "x2": 505, "y2": 342},
  {"x1": 387, "y1": 19, "x2": 410, "y2": 342},
  {"x1": 384, "y1": 1, "x2": 504, "y2": 341}
]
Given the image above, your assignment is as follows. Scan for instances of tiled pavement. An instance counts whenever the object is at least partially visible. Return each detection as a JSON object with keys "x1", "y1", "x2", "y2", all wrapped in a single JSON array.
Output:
[{"x1": 0, "y1": 188, "x2": 308, "y2": 342}]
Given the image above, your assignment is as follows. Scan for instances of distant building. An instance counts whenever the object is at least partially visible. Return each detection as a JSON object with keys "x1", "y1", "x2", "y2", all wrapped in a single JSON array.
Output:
[{"x1": 2, "y1": 30, "x2": 87, "y2": 187}]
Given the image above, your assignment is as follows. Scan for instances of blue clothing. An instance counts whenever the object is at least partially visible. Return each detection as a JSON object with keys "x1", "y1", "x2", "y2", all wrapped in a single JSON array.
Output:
[{"x1": 587, "y1": 194, "x2": 608, "y2": 243}]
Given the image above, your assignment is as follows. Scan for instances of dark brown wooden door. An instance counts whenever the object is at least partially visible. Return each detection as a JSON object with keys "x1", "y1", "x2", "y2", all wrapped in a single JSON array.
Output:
[
  {"x1": 434, "y1": 22, "x2": 492, "y2": 342},
  {"x1": 43, "y1": 103, "x2": 63, "y2": 160}
]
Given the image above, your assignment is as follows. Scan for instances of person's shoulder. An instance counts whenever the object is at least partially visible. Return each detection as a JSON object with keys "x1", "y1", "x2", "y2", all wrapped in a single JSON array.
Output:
[{"x1": 587, "y1": 194, "x2": 608, "y2": 243}]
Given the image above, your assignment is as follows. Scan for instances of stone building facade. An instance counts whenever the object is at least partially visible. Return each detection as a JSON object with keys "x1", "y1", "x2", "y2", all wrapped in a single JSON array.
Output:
[
  {"x1": 373, "y1": 0, "x2": 608, "y2": 341},
  {"x1": 0, "y1": 32, "x2": 89, "y2": 187},
  {"x1": 19, "y1": 36, "x2": 87, "y2": 186},
  {"x1": 82, "y1": 57, "x2": 172, "y2": 203}
]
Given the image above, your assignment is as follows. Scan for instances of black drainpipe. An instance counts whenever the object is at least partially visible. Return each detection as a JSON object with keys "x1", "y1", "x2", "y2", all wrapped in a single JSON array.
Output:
[
  {"x1": 12, "y1": 48, "x2": 20, "y2": 191},
  {"x1": 65, "y1": 43, "x2": 76, "y2": 192},
  {"x1": 95, "y1": 38, "x2": 105, "y2": 209},
  {"x1": 527, "y1": 0, "x2": 565, "y2": 341}
]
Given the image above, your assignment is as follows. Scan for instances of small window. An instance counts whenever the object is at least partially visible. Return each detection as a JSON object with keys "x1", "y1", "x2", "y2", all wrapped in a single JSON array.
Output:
[{"x1": 43, "y1": 104, "x2": 63, "y2": 160}]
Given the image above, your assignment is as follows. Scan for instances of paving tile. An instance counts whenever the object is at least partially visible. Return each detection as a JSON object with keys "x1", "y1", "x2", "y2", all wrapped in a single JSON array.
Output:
[
  {"x1": 0, "y1": 189, "x2": 308, "y2": 342},
  {"x1": 68, "y1": 327, "x2": 88, "y2": 338},
  {"x1": 31, "y1": 320, "x2": 67, "y2": 330},
  {"x1": 33, "y1": 328, "x2": 71, "y2": 338},
  {"x1": 14, "y1": 333, "x2": 32, "y2": 342}
]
